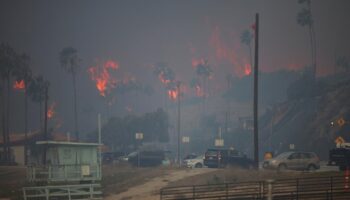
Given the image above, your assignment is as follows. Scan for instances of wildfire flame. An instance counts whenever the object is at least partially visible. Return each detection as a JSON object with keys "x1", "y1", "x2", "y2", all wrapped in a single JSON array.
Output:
[
  {"x1": 208, "y1": 26, "x2": 252, "y2": 77},
  {"x1": 168, "y1": 89, "x2": 178, "y2": 100},
  {"x1": 244, "y1": 63, "x2": 252, "y2": 76},
  {"x1": 13, "y1": 80, "x2": 25, "y2": 90},
  {"x1": 88, "y1": 60, "x2": 119, "y2": 97},
  {"x1": 47, "y1": 102, "x2": 56, "y2": 119}
]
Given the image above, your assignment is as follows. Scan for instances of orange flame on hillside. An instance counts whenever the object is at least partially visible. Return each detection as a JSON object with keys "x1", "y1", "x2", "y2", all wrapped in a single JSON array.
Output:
[
  {"x1": 208, "y1": 26, "x2": 252, "y2": 77},
  {"x1": 168, "y1": 89, "x2": 178, "y2": 100},
  {"x1": 47, "y1": 102, "x2": 57, "y2": 119},
  {"x1": 88, "y1": 60, "x2": 119, "y2": 97},
  {"x1": 13, "y1": 80, "x2": 25, "y2": 90},
  {"x1": 158, "y1": 72, "x2": 171, "y2": 84},
  {"x1": 244, "y1": 63, "x2": 252, "y2": 76}
]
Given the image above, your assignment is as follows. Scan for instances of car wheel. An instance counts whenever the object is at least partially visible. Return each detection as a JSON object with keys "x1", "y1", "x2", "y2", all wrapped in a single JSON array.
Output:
[
  {"x1": 307, "y1": 164, "x2": 317, "y2": 172},
  {"x1": 195, "y1": 163, "x2": 203, "y2": 168},
  {"x1": 278, "y1": 164, "x2": 287, "y2": 171}
]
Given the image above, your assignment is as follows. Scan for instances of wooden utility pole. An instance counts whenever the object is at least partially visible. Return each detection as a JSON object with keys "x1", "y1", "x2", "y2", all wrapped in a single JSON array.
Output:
[{"x1": 253, "y1": 13, "x2": 260, "y2": 168}]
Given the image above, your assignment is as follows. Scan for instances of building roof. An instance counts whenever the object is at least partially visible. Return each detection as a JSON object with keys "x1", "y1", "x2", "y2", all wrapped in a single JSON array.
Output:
[{"x1": 36, "y1": 140, "x2": 100, "y2": 146}]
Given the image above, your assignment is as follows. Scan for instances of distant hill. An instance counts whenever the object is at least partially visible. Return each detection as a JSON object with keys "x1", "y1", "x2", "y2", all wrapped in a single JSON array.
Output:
[{"x1": 259, "y1": 73, "x2": 350, "y2": 159}]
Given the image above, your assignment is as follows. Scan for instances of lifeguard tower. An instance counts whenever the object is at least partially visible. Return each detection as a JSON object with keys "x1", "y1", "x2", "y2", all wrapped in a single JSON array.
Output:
[{"x1": 22, "y1": 140, "x2": 102, "y2": 200}]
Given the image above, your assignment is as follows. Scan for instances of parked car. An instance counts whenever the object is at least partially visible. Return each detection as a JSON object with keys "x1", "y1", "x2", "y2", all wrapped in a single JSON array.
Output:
[
  {"x1": 203, "y1": 148, "x2": 254, "y2": 168},
  {"x1": 328, "y1": 146, "x2": 350, "y2": 170},
  {"x1": 128, "y1": 150, "x2": 165, "y2": 167},
  {"x1": 263, "y1": 151, "x2": 320, "y2": 171},
  {"x1": 183, "y1": 155, "x2": 205, "y2": 168},
  {"x1": 102, "y1": 151, "x2": 125, "y2": 164}
]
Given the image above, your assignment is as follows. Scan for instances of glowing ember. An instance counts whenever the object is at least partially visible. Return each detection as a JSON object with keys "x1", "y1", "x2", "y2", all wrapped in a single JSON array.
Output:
[
  {"x1": 13, "y1": 80, "x2": 25, "y2": 90},
  {"x1": 244, "y1": 63, "x2": 252, "y2": 75},
  {"x1": 88, "y1": 60, "x2": 119, "y2": 97},
  {"x1": 47, "y1": 102, "x2": 57, "y2": 119}
]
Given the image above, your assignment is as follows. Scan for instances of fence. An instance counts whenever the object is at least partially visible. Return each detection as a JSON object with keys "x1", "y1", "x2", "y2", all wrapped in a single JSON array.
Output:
[
  {"x1": 160, "y1": 175, "x2": 350, "y2": 199},
  {"x1": 27, "y1": 164, "x2": 101, "y2": 182},
  {"x1": 23, "y1": 183, "x2": 102, "y2": 200}
]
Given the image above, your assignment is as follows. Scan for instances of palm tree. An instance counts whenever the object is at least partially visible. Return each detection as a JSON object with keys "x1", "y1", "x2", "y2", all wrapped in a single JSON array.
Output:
[
  {"x1": 240, "y1": 30, "x2": 254, "y2": 67},
  {"x1": 0, "y1": 43, "x2": 18, "y2": 161},
  {"x1": 59, "y1": 47, "x2": 80, "y2": 140},
  {"x1": 28, "y1": 75, "x2": 48, "y2": 132},
  {"x1": 13, "y1": 53, "x2": 32, "y2": 165},
  {"x1": 297, "y1": 0, "x2": 316, "y2": 78}
]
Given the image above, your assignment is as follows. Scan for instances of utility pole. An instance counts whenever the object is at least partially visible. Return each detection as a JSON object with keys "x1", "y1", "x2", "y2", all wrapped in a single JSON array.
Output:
[
  {"x1": 177, "y1": 81, "x2": 181, "y2": 167},
  {"x1": 253, "y1": 13, "x2": 260, "y2": 169}
]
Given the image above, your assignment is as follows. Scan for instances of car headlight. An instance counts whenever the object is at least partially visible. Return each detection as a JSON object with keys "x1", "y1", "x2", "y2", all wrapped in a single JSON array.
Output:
[{"x1": 271, "y1": 160, "x2": 277, "y2": 164}]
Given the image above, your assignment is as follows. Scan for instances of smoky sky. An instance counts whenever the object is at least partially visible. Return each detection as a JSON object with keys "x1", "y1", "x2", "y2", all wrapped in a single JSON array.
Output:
[{"x1": 1, "y1": 0, "x2": 350, "y2": 136}]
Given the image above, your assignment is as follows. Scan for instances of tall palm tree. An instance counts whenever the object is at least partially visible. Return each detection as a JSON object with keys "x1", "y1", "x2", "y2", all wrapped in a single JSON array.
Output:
[
  {"x1": 297, "y1": 0, "x2": 316, "y2": 78},
  {"x1": 0, "y1": 43, "x2": 18, "y2": 161},
  {"x1": 13, "y1": 53, "x2": 32, "y2": 165},
  {"x1": 59, "y1": 47, "x2": 80, "y2": 140},
  {"x1": 28, "y1": 75, "x2": 48, "y2": 132},
  {"x1": 240, "y1": 30, "x2": 254, "y2": 67}
]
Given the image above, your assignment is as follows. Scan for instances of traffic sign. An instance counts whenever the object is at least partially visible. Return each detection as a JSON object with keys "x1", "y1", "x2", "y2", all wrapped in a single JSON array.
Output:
[
  {"x1": 135, "y1": 132, "x2": 143, "y2": 140},
  {"x1": 182, "y1": 136, "x2": 190, "y2": 143},
  {"x1": 338, "y1": 118, "x2": 345, "y2": 127},
  {"x1": 215, "y1": 139, "x2": 224, "y2": 147}
]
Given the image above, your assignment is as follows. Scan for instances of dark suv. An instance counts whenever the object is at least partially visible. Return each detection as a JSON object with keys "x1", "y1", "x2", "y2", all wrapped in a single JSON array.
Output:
[{"x1": 204, "y1": 148, "x2": 254, "y2": 168}]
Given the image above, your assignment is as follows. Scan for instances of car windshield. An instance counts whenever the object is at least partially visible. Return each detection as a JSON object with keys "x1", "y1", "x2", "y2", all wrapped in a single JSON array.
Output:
[
  {"x1": 275, "y1": 152, "x2": 293, "y2": 159},
  {"x1": 206, "y1": 150, "x2": 219, "y2": 156}
]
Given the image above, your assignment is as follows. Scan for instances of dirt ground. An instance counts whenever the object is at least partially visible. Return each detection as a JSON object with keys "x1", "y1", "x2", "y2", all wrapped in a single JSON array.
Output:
[
  {"x1": 0, "y1": 164, "x2": 344, "y2": 200},
  {"x1": 105, "y1": 168, "x2": 217, "y2": 200}
]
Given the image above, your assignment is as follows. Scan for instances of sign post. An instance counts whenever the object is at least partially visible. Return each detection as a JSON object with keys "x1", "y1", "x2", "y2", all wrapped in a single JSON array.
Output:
[{"x1": 135, "y1": 132, "x2": 143, "y2": 167}]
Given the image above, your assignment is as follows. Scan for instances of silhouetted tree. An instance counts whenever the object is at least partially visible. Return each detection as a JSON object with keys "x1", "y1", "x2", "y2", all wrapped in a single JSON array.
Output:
[
  {"x1": 59, "y1": 47, "x2": 80, "y2": 140},
  {"x1": 13, "y1": 53, "x2": 32, "y2": 165},
  {"x1": 240, "y1": 29, "x2": 254, "y2": 66},
  {"x1": 297, "y1": 0, "x2": 316, "y2": 78},
  {"x1": 28, "y1": 75, "x2": 49, "y2": 132},
  {"x1": 0, "y1": 43, "x2": 18, "y2": 161}
]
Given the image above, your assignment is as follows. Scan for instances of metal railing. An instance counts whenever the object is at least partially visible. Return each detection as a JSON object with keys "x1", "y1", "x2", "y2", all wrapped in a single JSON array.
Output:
[
  {"x1": 160, "y1": 175, "x2": 350, "y2": 199},
  {"x1": 27, "y1": 164, "x2": 101, "y2": 182},
  {"x1": 23, "y1": 183, "x2": 102, "y2": 200}
]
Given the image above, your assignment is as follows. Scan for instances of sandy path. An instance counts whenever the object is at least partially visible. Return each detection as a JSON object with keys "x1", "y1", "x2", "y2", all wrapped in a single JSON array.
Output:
[{"x1": 105, "y1": 168, "x2": 216, "y2": 200}]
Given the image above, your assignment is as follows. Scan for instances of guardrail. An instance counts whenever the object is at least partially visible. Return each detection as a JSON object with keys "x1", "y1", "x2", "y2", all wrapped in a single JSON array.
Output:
[
  {"x1": 160, "y1": 175, "x2": 350, "y2": 199},
  {"x1": 23, "y1": 183, "x2": 102, "y2": 200},
  {"x1": 27, "y1": 164, "x2": 101, "y2": 182}
]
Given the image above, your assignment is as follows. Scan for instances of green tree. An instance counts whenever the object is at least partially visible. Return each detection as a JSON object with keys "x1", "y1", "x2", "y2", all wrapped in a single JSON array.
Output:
[
  {"x1": 297, "y1": 0, "x2": 316, "y2": 78},
  {"x1": 59, "y1": 47, "x2": 80, "y2": 140}
]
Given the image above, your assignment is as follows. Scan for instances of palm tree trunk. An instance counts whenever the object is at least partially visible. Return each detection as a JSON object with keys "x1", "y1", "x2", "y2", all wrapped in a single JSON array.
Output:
[
  {"x1": 24, "y1": 81, "x2": 28, "y2": 165},
  {"x1": 72, "y1": 73, "x2": 79, "y2": 141},
  {"x1": 308, "y1": 26, "x2": 315, "y2": 78},
  {"x1": 6, "y1": 76, "x2": 11, "y2": 161},
  {"x1": 39, "y1": 100, "x2": 42, "y2": 133},
  {"x1": 1, "y1": 79, "x2": 7, "y2": 161},
  {"x1": 311, "y1": 25, "x2": 316, "y2": 75}
]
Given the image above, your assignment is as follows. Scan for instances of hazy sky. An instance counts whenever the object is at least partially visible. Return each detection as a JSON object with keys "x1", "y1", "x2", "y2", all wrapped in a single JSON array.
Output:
[{"x1": 1, "y1": 0, "x2": 350, "y2": 135}]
